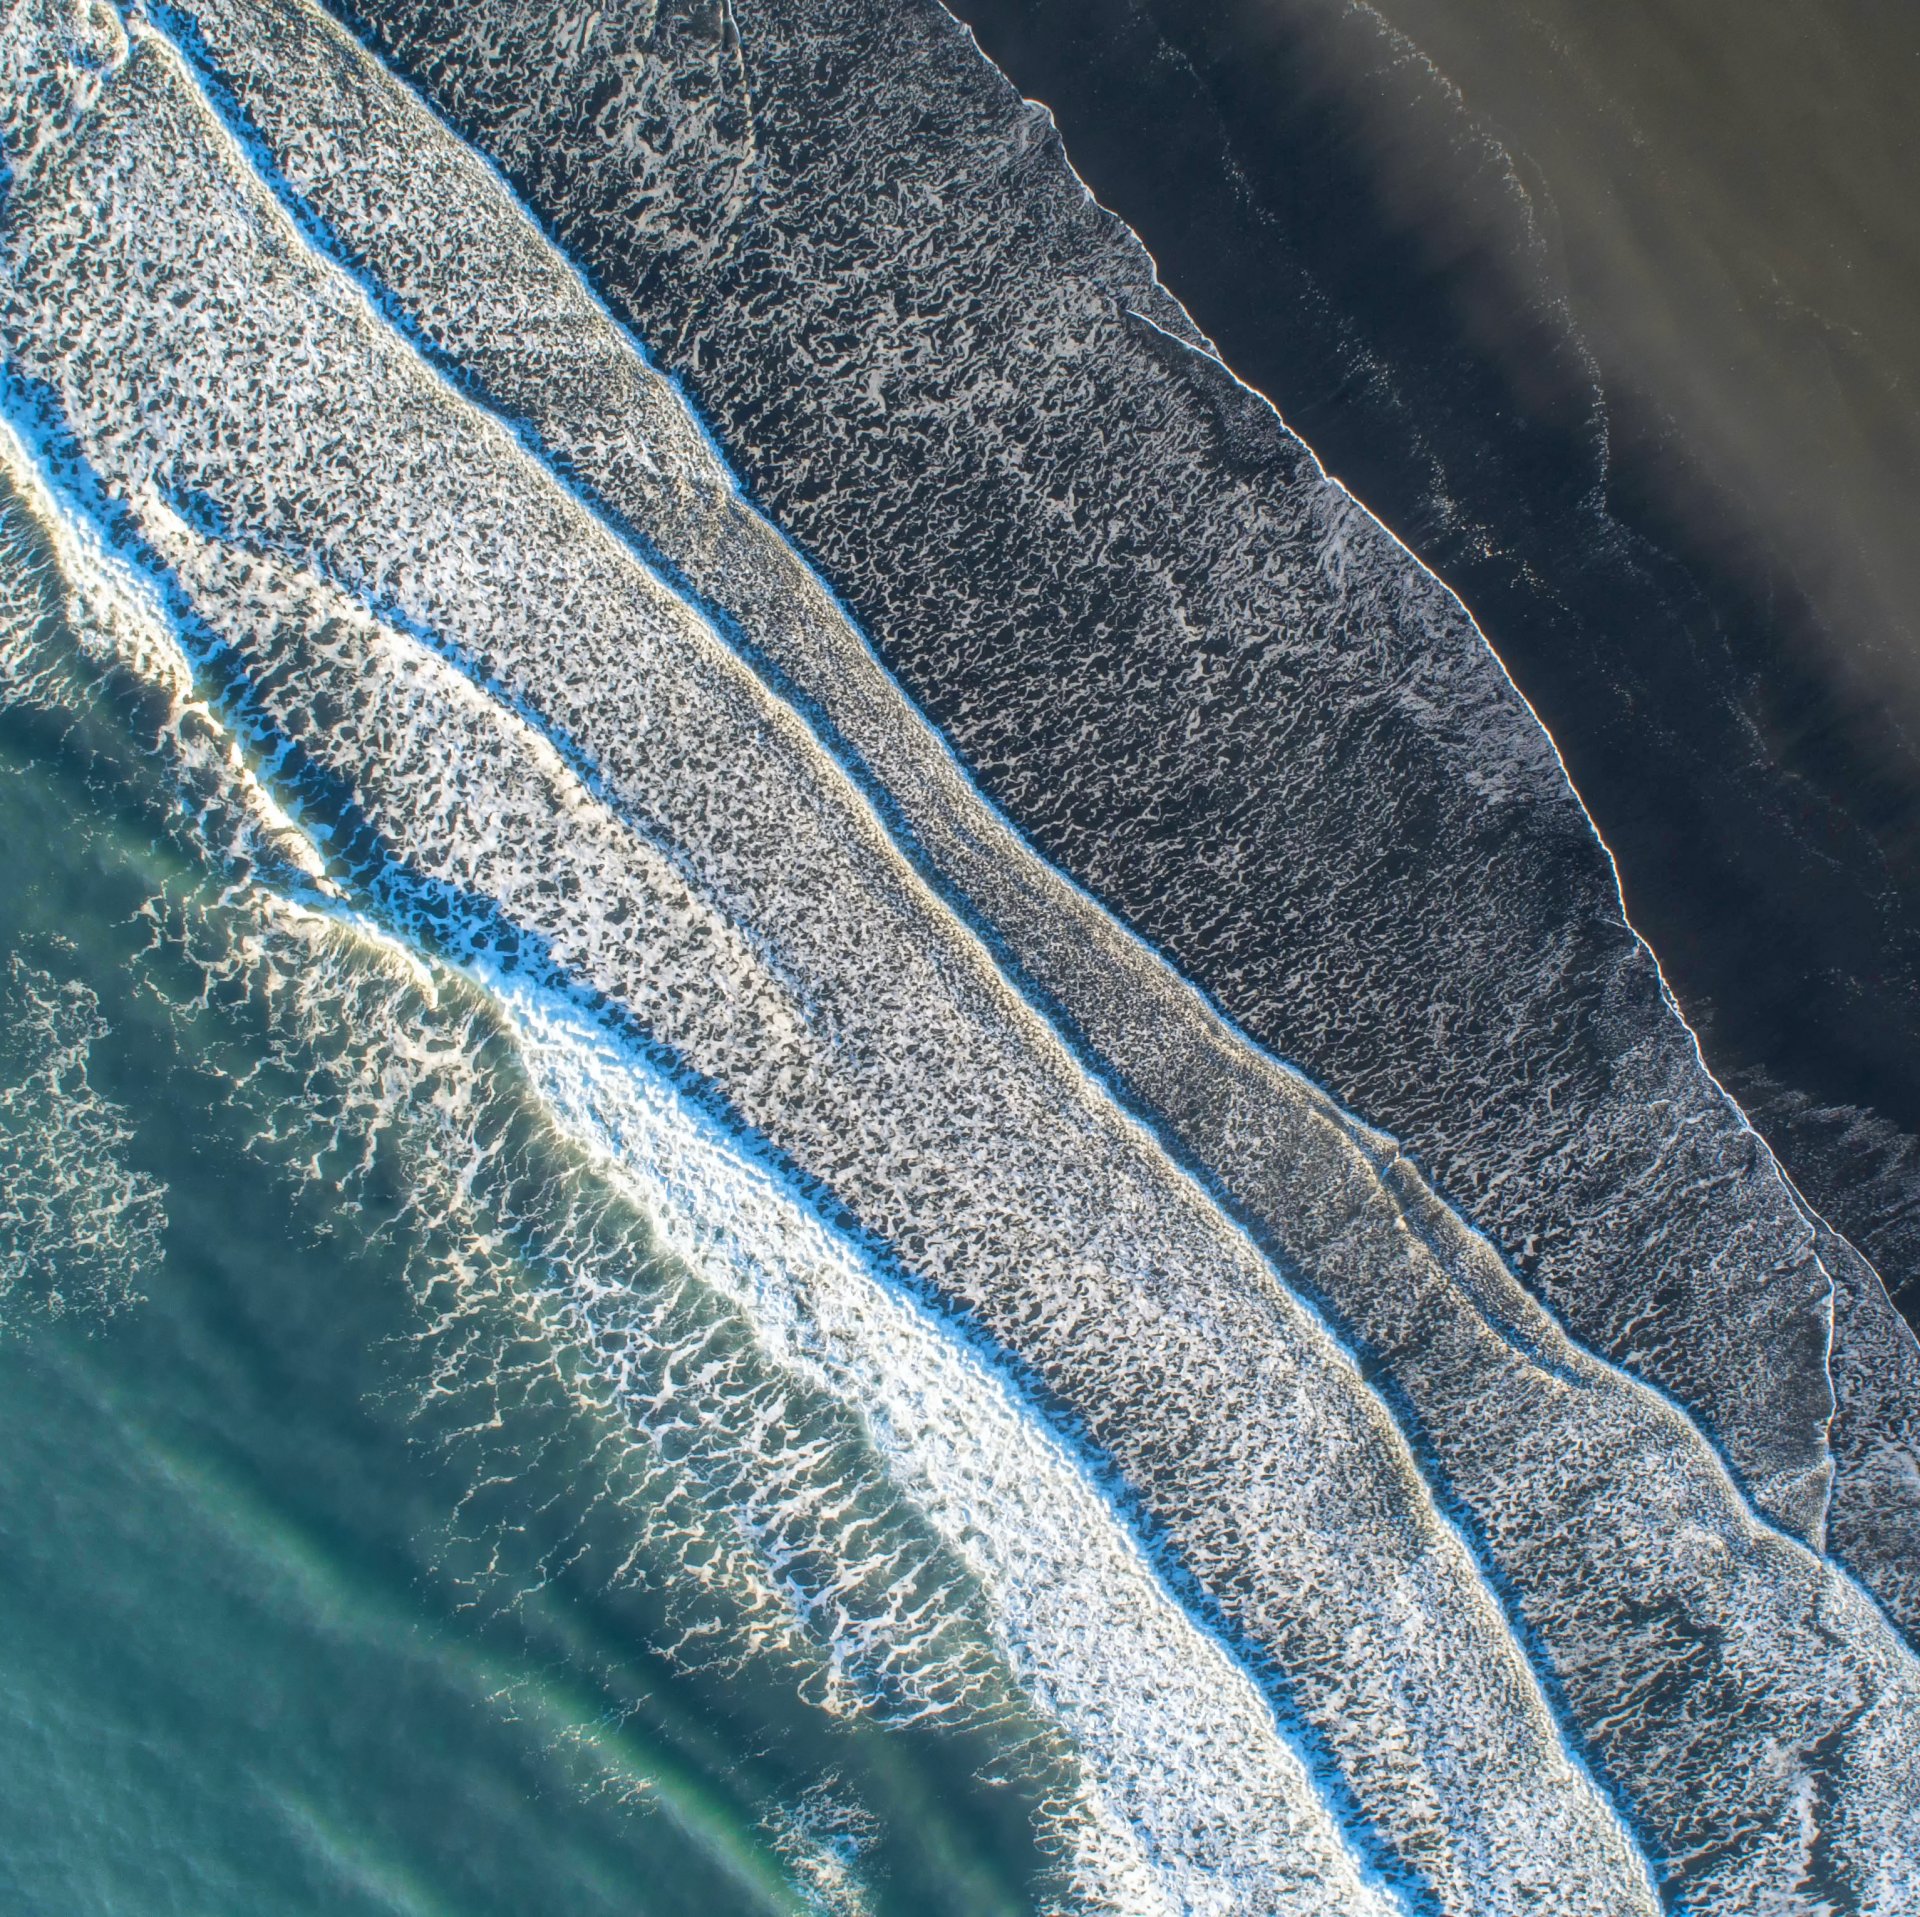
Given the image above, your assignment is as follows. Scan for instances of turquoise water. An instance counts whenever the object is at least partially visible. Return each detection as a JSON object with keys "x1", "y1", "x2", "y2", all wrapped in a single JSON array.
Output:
[{"x1": 0, "y1": 487, "x2": 1068, "y2": 1915}]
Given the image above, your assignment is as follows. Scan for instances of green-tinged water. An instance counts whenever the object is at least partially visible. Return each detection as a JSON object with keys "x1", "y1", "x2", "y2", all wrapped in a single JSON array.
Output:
[{"x1": 0, "y1": 486, "x2": 1069, "y2": 1915}]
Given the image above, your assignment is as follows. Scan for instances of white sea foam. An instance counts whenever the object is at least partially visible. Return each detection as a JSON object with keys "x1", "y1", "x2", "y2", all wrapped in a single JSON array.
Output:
[
  {"x1": 105, "y1": 8, "x2": 1920, "y2": 1909},
  {"x1": 0, "y1": 366, "x2": 1401, "y2": 1916},
  {"x1": 496, "y1": 966, "x2": 1408, "y2": 1917},
  {"x1": 325, "y1": 0, "x2": 1902, "y2": 1605},
  {"x1": 0, "y1": 27, "x2": 1650, "y2": 1906}
]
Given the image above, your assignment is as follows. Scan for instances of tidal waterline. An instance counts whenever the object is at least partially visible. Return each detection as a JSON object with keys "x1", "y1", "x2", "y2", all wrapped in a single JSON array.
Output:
[
  {"x1": 0, "y1": 486, "x2": 1074, "y2": 1915},
  {"x1": 941, "y1": 0, "x2": 1920, "y2": 1323}
]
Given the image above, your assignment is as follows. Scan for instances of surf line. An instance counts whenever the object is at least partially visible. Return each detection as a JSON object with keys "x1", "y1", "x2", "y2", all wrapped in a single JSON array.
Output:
[
  {"x1": 0, "y1": 392, "x2": 1422, "y2": 1917},
  {"x1": 131, "y1": 3, "x2": 1920, "y2": 1874},
  {"x1": 165, "y1": 0, "x2": 1880, "y2": 1650},
  {"x1": 123, "y1": 25, "x2": 1911, "y2": 1878},
  {"x1": 0, "y1": 251, "x2": 1450, "y2": 1893},
  {"x1": 921, "y1": 0, "x2": 1894, "y2": 1512},
  {"x1": 171, "y1": 0, "x2": 1741, "y2": 1428}
]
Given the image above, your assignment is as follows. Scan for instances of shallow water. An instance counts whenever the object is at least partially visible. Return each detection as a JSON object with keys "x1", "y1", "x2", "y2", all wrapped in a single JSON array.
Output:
[
  {"x1": 0, "y1": 546, "x2": 1078, "y2": 1917},
  {"x1": 943, "y1": 0, "x2": 1920, "y2": 1331}
]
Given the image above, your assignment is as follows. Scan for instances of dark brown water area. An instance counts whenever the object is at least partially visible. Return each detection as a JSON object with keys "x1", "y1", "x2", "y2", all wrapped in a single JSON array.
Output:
[{"x1": 943, "y1": 0, "x2": 1920, "y2": 1326}]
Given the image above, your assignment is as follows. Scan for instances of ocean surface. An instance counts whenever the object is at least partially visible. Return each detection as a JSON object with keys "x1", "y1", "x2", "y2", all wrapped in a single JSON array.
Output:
[
  {"x1": 3, "y1": 2, "x2": 1919, "y2": 1912},
  {"x1": 0, "y1": 504, "x2": 1086, "y2": 1917}
]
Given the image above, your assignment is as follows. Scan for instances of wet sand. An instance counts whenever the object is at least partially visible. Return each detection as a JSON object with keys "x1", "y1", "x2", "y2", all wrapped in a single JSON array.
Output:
[{"x1": 944, "y1": 0, "x2": 1920, "y2": 1322}]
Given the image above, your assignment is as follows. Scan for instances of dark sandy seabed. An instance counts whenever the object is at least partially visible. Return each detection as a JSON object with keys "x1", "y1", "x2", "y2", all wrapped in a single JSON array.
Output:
[
  {"x1": 947, "y1": 0, "x2": 1920, "y2": 1327},
  {"x1": 2, "y1": 0, "x2": 1920, "y2": 1912}
]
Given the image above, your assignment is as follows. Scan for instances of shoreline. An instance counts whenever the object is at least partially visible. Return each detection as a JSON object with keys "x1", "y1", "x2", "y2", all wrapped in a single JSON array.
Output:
[{"x1": 938, "y1": 0, "x2": 1920, "y2": 1329}]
